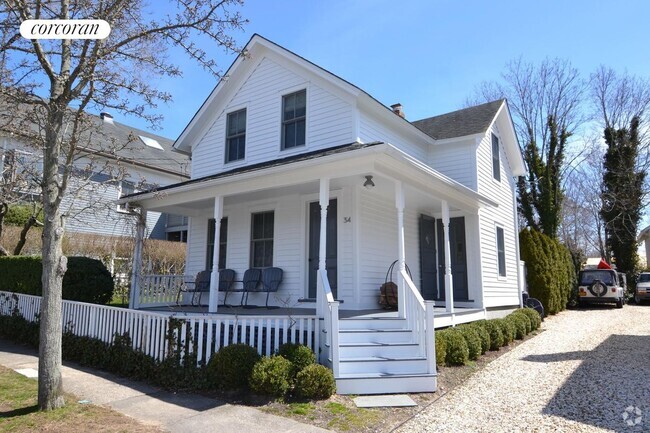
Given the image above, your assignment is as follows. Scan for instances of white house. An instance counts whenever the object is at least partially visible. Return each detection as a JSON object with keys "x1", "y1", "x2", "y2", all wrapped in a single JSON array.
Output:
[
  {"x1": 1, "y1": 112, "x2": 190, "y2": 241},
  {"x1": 121, "y1": 34, "x2": 526, "y2": 394}
]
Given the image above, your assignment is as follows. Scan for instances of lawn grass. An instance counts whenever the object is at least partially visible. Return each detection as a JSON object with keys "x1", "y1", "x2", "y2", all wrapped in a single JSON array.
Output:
[{"x1": 0, "y1": 366, "x2": 161, "y2": 432}]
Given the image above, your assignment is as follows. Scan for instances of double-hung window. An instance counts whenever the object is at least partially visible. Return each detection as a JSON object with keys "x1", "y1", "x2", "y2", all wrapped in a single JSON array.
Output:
[
  {"x1": 496, "y1": 226, "x2": 506, "y2": 277},
  {"x1": 225, "y1": 109, "x2": 246, "y2": 163},
  {"x1": 117, "y1": 181, "x2": 135, "y2": 212},
  {"x1": 281, "y1": 90, "x2": 306, "y2": 150},
  {"x1": 492, "y1": 133, "x2": 501, "y2": 181},
  {"x1": 250, "y1": 211, "x2": 274, "y2": 268}
]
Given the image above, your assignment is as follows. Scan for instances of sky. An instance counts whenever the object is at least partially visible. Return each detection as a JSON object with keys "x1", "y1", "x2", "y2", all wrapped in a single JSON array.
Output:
[{"x1": 123, "y1": 0, "x2": 650, "y2": 140}]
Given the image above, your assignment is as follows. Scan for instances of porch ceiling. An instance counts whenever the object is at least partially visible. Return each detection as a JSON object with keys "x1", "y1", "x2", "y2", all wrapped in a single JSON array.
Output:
[{"x1": 123, "y1": 143, "x2": 496, "y2": 216}]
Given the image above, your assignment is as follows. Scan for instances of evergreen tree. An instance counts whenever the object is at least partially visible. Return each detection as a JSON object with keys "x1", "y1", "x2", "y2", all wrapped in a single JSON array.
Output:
[{"x1": 600, "y1": 117, "x2": 646, "y2": 275}]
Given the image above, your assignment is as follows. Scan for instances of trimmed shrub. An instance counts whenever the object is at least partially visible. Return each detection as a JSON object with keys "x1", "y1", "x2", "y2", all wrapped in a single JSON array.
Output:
[
  {"x1": 510, "y1": 311, "x2": 532, "y2": 334},
  {"x1": 495, "y1": 318, "x2": 515, "y2": 345},
  {"x1": 0, "y1": 256, "x2": 114, "y2": 304},
  {"x1": 520, "y1": 307, "x2": 542, "y2": 330},
  {"x1": 481, "y1": 320, "x2": 504, "y2": 350},
  {"x1": 506, "y1": 314, "x2": 527, "y2": 340},
  {"x1": 277, "y1": 343, "x2": 316, "y2": 379},
  {"x1": 442, "y1": 329, "x2": 469, "y2": 366},
  {"x1": 4, "y1": 205, "x2": 42, "y2": 227},
  {"x1": 457, "y1": 326, "x2": 481, "y2": 361},
  {"x1": 207, "y1": 343, "x2": 261, "y2": 390},
  {"x1": 295, "y1": 364, "x2": 336, "y2": 400},
  {"x1": 467, "y1": 323, "x2": 490, "y2": 354},
  {"x1": 435, "y1": 330, "x2": 447, "y2": 366},
  {"x1": 249, "y1": 356, "x2": 293, "y2": 397}
]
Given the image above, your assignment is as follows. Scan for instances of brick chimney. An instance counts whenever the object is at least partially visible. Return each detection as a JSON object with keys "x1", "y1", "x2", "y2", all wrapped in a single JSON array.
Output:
[{"x1": 390, "y1": 103, "x2": 405, "y2": 119}]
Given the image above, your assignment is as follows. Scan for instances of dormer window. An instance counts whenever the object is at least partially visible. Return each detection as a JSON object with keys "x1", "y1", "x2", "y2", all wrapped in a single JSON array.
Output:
[
  {"x1": 492, "y1": 133, "x2": 501, "y2": 182},
  {"x1": 225, "y1": 108, "x2": 246, "y2": 163},
  {"x1": 282, "y1": 89, "x2": 306, "y2": 150}
]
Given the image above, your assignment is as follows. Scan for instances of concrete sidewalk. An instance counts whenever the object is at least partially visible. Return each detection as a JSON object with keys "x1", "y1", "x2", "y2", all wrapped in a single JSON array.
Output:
[{"x1": 0, "y1": 339, "x2": 331, "y2": 433}]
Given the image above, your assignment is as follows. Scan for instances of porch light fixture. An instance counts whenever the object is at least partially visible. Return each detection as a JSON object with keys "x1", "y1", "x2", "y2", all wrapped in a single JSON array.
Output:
[{"x1": 363, "y1": 175, "x2": 375, "y2": 189}]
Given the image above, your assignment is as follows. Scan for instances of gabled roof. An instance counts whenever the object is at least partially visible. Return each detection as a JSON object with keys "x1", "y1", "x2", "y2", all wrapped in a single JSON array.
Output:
[{"x1": 411, "y1": 99, "x2": 505, "y2": 140}]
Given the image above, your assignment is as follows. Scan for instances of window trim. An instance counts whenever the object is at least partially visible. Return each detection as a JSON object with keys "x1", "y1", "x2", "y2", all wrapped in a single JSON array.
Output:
[
  {"x1": 492, "y1": 133, "x2": 501, "y2": 182},
  {"x1": 281, "y1": 89, "x2": 307, "y2": 151},
  {"x1": 117, "y1": 180, "x2": 135, "y2": 213},
  {"x1": 496, "y1": 225, "x2": 506, "y2": 278},
  {"x1": 250, "y1": 210, "x2": 275, "y2": 268},
  {"x1": 225, "y1": 108, "x2": 247, "y2": 164}
]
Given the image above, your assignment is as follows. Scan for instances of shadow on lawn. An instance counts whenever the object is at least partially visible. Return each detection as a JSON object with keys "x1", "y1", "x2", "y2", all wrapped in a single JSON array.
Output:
[
  {"x1": 0, "y1": 404, "x2": 38, "y2": 418},
  {"x1": 525, "y1": 334, "x2": 650, "y2": 432}
]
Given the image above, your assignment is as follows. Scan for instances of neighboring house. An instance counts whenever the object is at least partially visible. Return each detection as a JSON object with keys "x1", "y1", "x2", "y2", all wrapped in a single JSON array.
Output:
[
  {"x1": 0, "y1": 112, "x2": 190, "y2": 241},
  {"x1": 121, "y1": 34, "x2": 526, "y2": 394}
]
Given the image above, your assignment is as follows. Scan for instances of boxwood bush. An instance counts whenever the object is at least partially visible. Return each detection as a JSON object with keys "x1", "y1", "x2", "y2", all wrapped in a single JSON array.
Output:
[
  {"x1": 434, "y1": 330, "x2": 447, "y2": 366},
  {"x1": 0, "y1": 256, "x2": 114, "y2": 304},
  {"x1": 481, "y1": 320, "x2": 504, "y2": 350},
  {"x1": 495, "y1": 318, "x2": 515, "y2": 346},
  {"x1": 519, "y1": 307, "x2": 542, "y2": 330},
  {"x1": 456, "y1": 326, "x2": 481, "y2": 361},
  {"x1": 467, "y1": 323, "x2": 490, "y2": 354},
  {"x1": 295, "y1": 364, "x2": 336, "y2": 400},
  {"x1": 249, "y1": 356, "x2": 293, "y2": 397},
  {"x1": 509, "y1": 311, "x2": 531, "y2": 335},
  {"x1": 438, "y1": 329, "x2": 469, "y2": 366},
  {"x1": 277, "y1": 343, "x2": 315, "y2": 379},
  {"x1": 506, "y1": 314, "x2": 527, "y2": 340},
  {"x1": 207, "y1": 343, "x2": 261, "y2": 390}
]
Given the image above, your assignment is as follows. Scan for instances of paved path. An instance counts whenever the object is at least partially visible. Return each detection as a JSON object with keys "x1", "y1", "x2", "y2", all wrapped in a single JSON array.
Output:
[
  {"x1": 398, "y1": 304, "x2": 650, "y2": 432},
  {"x1": 0, "y1": 340, "x2": 331, "y2": 433}
]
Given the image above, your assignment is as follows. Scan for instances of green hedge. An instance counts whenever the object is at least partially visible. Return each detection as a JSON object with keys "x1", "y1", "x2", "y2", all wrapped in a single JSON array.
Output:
[
  {"x1": 0, "y1": 256, "x2": 114, "y2": 304},
  {"x1": 4, "y1": 205, "x2": 43, "y2": 226},
  {"x1": 519, "y1": 229, "x2": 575, "y2": 315}
]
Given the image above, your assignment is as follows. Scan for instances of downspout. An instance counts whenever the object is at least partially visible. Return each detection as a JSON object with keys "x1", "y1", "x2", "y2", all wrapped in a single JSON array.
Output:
[{"x1": 512, "y1": 181, "x2": 523, "y2": 307}]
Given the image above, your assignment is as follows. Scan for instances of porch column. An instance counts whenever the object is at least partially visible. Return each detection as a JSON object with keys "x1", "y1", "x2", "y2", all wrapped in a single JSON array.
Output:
[
  {"x1": 316, "y1": 178, "x2": 330, "y2": 317},
  {"x1": 441, "y1": 200, "x2": 454, "y2": 316},
  {"x1": 208, "y1": 196, "x2": 223, "y2": 313},
  {"x1": 129, "y1": 208, "x2": 146, "y2": 309},
  {"x1": 395, "y1": 181, "x2": 406, "y2": 317}
]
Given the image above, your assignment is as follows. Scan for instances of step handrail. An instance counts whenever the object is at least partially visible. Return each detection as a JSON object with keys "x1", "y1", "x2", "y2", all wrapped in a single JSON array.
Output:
[
  {"x1": 317, "y1": 268, "x2": 339, "y2": 376},
  {"x1": 401, "y1": 269, "x2": 436, "y2": 374}
]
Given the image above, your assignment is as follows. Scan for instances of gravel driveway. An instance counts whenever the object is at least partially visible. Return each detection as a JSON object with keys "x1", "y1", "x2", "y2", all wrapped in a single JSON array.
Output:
[{"x1": 398, "y1": 304, "x2": 650, "y2": 433}]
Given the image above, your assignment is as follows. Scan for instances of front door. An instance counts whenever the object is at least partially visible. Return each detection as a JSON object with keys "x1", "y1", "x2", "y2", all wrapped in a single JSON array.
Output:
[
  {"x1": 436, "y1": 217, "x2": 469, "y2": 302},
  {"x1": 308, "y1": 199, "x2": 337, "y2": 299},
  {"x1": 419, "y1": 214, "x2": 438, "y2": 300}
]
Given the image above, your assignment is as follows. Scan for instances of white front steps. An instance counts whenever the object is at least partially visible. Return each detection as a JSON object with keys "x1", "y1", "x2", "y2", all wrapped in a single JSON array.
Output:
[{"x1": 334, "y1": 316, "x2": 437, "y2": 395}]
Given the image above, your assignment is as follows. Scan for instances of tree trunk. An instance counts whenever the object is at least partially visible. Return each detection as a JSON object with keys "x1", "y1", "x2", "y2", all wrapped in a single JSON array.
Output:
[
  {"x1": 38, "y1": 207, "x2": 66, "y2": 410},
  {"x1": 14, "y1": 216, "x2": 40, "y2": 256}
]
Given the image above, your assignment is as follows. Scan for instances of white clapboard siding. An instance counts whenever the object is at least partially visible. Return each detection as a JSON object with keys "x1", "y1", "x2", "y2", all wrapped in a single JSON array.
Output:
[
  {"x1": 191, "y1": 57, "x2": 355, "y2": 179},
  {"x1": 358, "y1": 111, "x2": 429, "y2": 163},
  {"x1": 475, "y1": 124, "x2": 520, "y2": 307},
  {"x1": 0, "y1": 291, "x2": 318, "y2": 363},
  {"x1": 428, "y1": 137, "x2": 477, "y2": 189}
]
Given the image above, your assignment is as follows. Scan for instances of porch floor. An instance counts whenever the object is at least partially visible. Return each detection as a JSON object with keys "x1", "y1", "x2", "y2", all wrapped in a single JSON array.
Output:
[{"x1": 138, "y1": 304, "x2": 485, "y2": 327}]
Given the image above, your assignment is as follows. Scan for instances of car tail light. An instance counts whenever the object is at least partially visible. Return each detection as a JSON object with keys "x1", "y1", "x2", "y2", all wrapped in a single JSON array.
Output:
[{"x1": 611, "y1": 288, "x2": 616, "y2": 293}]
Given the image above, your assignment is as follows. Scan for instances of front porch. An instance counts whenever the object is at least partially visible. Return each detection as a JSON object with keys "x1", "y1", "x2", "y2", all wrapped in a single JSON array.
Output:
[
  {"x1": 121, "y1": 142, "x2": 498, "y2": 394},
  {"x1": 138, "y1": 304, "x2": 486, "y2": 329}
]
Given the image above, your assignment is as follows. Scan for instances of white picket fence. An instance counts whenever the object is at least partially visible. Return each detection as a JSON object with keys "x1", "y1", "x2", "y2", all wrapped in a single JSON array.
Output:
[{"x1": 0, "y1": 291, "x2": 319, "y2": 364}]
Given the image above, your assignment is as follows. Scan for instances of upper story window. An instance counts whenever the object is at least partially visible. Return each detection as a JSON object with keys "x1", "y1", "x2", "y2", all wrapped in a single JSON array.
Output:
[
  {"x1": 225, "y1": 109, "x2": 246, "y2": 163},
  {"x1": 117, "y1": 181, "x2": 135, "y2": 213},
  {"x1": 492, "y1": 133, "x2": 501, "y2": 182},
  {"x1": 282, "y1": 90, "x2": 306, "y2": 150}
]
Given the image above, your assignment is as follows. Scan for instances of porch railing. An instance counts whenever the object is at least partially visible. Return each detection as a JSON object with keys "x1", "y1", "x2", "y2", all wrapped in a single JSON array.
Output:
[
  {"x1": 401, "y1": 270, "x2": 436, "y2": 373},
  {"x1": 136, "y1": 274, "x2": 188, "y2": 308},
  {"x1": 0, "y1": 291, "x2": 318, "y2": 363},
  {"x1": 317, "y1": 268, "x2": 339, "y2": 377}
]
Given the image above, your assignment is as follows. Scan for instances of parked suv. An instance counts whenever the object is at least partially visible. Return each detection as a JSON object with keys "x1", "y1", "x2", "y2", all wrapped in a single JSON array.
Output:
[
  {"x1": 577, "y1": 269, "x2": 626, "y2": 309},
  {"x1": 635, "y1": 272, "x2": 650, "y2": 304}
]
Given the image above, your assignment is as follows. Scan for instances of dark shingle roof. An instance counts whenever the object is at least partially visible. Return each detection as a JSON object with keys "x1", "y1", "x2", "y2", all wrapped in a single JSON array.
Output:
[
  {"x1": 124, "y1": 141, "x2": 383, "y2": 199},
  {"x1": 411, "y1": 99, "x2": 505, "y2": 140}
]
